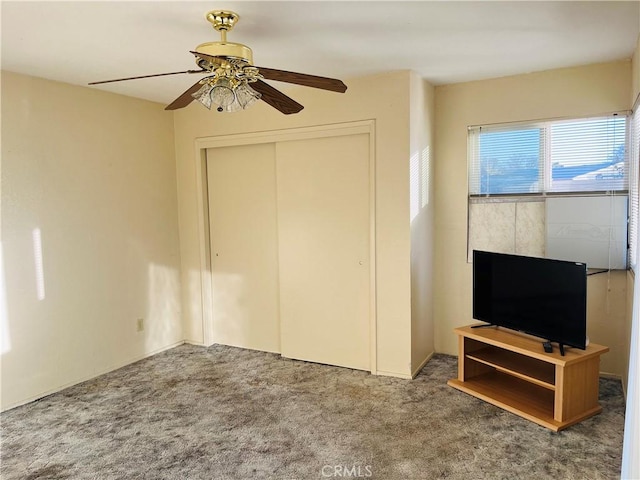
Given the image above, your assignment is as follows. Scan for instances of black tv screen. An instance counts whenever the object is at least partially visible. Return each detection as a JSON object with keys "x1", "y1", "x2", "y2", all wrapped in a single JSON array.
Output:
[{"x1": 473, "y1": 250, "x2": 587, "y2": 350}]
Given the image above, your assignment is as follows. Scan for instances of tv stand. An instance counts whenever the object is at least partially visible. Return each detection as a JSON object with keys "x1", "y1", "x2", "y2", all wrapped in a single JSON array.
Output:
[{"x1": 448, "y1": 324, "x2": 609, "y2": 431}]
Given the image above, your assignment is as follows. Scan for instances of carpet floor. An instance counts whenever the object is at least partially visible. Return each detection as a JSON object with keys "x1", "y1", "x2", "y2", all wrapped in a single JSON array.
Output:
[{"x1": 1, "y1": 344, "x2": 626, "y2": 479}]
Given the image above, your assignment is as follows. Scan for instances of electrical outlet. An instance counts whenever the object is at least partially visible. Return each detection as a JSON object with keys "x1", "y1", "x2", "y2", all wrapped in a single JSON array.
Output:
[{"x1": 136, "y1": 318, "x2": 144, "y2": 332}]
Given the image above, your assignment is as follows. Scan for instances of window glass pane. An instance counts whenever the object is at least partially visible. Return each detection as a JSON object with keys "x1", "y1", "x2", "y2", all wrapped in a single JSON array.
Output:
[
  {"x1": 549, "y1": 117, "x2": 627, "y2": 192},
  {"x1": 477, "y1": 128, "x2": 541, "y2": 194}
]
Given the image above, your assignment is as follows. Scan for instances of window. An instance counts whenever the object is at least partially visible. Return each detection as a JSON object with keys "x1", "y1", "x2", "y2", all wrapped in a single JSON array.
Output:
[
  {"x1": 469, "y1": 114, "x2": 629, "y2": 196},
  {"x1": 467, "y1": 113, "x2": 631, "y2": 269},
  {"x1": 629, "y1": 106, "x2": 640, "y2": 270}
]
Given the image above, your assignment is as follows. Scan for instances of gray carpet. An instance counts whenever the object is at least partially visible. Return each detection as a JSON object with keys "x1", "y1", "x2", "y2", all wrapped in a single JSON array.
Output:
[{"x1": 1, "y1": 344, "x2": 625, "y2": 479}]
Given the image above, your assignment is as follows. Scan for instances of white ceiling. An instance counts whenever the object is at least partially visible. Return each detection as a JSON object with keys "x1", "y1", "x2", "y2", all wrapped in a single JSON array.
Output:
[{"x1": 2, "y1": 1, "x2": 639, "y2": 106}]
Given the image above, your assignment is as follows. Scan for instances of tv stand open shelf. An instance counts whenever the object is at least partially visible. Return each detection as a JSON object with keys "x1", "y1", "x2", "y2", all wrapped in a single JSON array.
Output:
[{"x1": 447, "y1": 324, "x2": 609, "y2": 431}]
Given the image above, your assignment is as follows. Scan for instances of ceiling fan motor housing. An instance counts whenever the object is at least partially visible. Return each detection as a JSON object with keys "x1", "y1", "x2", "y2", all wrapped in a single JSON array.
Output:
[{"x1": 194, "y1": 41, "x2": 253, "y2": 66}]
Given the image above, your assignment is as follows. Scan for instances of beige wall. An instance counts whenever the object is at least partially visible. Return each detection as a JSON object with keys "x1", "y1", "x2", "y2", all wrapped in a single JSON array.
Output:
[
  {"x1": 410, "y1": 72, "x2": 436, "y2": 374},
  {"x1": 1, "y1": 72, "x2": 183, "y2": 410},
  {"x1": 174, "y1": 71, "x2": 414, "y2": 376},
  {"x1": 587, "y1": 271, "x2": 629, "y2": 375},
  {"x1": 434, "y1": 61, "x2": 632, "y2": 375},
  {"x1": 633, "y1": 34, "x2": 640, "y2": 104}
]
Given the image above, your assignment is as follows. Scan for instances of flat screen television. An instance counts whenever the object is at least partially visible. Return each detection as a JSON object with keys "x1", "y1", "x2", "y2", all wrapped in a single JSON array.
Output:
[{"x1": 473, "y1": 250, "x2": 587, "y2": 353}]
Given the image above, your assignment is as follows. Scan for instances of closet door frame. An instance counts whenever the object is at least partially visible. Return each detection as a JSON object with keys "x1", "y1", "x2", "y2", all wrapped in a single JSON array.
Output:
[{"x1": 193, "y1": 120, "x2": 378, "y2": 373}]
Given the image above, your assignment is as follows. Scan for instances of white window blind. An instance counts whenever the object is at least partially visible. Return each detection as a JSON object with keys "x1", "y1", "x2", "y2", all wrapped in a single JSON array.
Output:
[
  {"x1": 469, "y1": 114, "x2": 629, "y2": 196},
  {"x1": 629, "y1": 106, "x2": 640, "y2": 270}
]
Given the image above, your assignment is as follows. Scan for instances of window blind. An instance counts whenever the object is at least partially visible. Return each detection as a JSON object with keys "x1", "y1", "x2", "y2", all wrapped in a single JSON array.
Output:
[
  {"x1": 469, "y1": 114, "x2": 628, "y2": 196},
  {"x1": 629, "y1": 107, "x2": 640, "y2": 270}
]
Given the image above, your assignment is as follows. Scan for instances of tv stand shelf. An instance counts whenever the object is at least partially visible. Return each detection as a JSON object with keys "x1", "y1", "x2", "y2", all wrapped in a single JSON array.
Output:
[{"x1": 447, "y1": 325, "x2": 609, "y2": 431}]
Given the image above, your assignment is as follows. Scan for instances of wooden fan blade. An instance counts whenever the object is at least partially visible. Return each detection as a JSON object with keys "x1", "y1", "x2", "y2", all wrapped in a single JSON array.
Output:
[
  {"x1": 254, "y1": 67, "x2": 347, "y2": 93},
  {"x1": 251, "y1": 80, "x2": 304, "y2": 115},
  {"x1": 164, "y1": 81, "x2": 204, "y2": 111},
  {"x1": 88, "y1": 69, "x2": 205, "y2": 85}
]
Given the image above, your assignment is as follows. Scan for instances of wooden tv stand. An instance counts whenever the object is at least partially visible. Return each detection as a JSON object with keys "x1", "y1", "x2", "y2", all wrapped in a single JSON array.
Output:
[{"x1": 447, "y1": 324, "x2": 609, "y2": 431}]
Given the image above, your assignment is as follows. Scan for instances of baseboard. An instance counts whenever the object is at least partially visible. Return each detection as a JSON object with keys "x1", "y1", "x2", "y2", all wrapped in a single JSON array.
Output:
[
  {"x1": 1, "y1": 340, "x2": 186, "y2": 412},
  {"x1": 370, "y1": 352, "x2": 436, "y2": 380},
  {"x1": 412, "y1": 351, "x2": 435, "y2": 379}
]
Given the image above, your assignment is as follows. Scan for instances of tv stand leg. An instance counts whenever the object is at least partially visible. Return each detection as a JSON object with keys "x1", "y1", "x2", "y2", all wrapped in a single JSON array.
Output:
[
  {"x1": 559, "y1": 343, "x2": 565, "y2": 356},
  {"x1": 471, "y1": 323, "x2": 496, "y2": 329}
]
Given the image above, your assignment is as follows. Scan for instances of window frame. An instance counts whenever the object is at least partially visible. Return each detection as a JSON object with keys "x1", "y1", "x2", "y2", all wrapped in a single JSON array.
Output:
[{"x1": 467, "y1": 112, "x2": 633, "y2": 271}]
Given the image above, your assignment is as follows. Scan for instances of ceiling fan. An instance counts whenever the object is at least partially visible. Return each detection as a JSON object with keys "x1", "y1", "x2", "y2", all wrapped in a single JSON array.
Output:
[{"x1": 88, "y1": 10, "x2": 347, "y2": 114}]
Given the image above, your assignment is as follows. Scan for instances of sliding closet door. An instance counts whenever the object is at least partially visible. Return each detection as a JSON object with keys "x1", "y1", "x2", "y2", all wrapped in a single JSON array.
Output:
[
  {"x1": 277, "y1": 134, "x2": 371, "y2": 370},
  {"x1": 206, "y1": 143, "x2": 280, "y2": 353}
]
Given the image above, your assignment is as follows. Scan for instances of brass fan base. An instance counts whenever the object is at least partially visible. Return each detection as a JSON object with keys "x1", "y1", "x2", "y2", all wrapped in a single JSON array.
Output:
[
  {"x1": 198, "y1": 10, "x2": 252, "y2": 65},
  {"x1": 205, "y1": 10, "x2": 239, "y2": 32}
]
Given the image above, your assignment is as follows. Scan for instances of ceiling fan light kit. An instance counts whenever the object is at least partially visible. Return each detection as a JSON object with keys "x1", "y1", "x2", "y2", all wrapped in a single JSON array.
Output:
[
  {"x1": 88, "y1": 9, "x2": 347, "y2": 115},
  {"x1": 192, "y1": 76, "x2": 262, "y2": 113}
]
